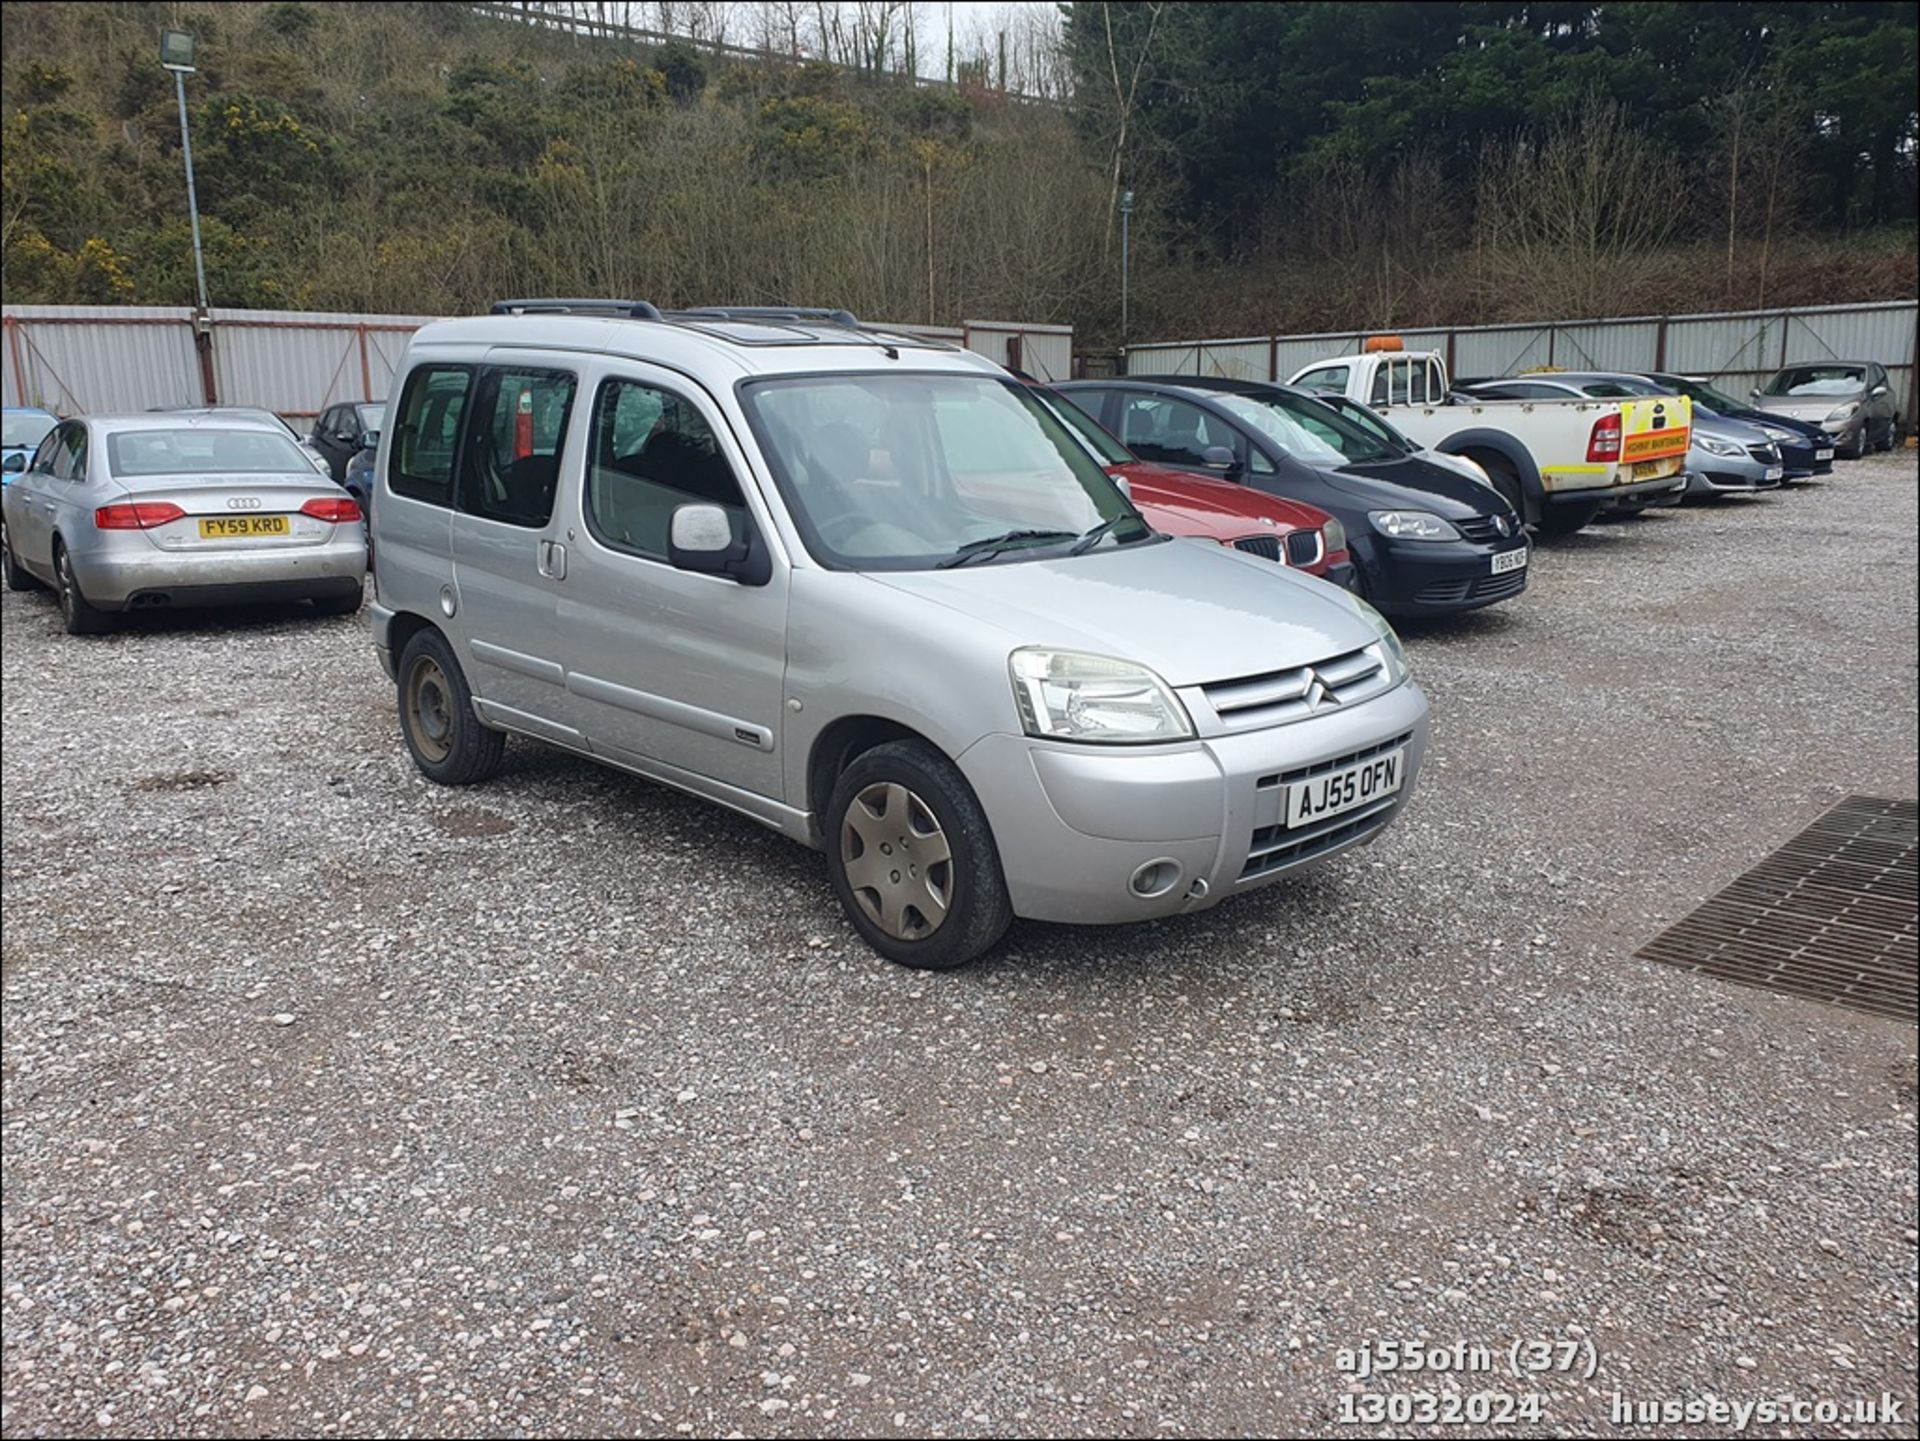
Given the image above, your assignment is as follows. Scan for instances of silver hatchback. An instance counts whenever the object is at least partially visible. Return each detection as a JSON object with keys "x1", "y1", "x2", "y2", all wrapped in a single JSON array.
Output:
[
  {"x1": 1, "y1": 413, "x2": 367, "y2": 633},
  {"x1": 368, "y1": 303, "x2": 1431, "y2": 969}
]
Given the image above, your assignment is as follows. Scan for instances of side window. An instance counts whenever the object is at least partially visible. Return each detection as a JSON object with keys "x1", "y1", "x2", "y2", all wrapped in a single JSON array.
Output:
[
  {"x1": 456, "y1": 367, "x2": 578, "y2": 528},
  {"x1": 57, "y1": 424, "x2": 88, "y2": 481},
  {"x1": 1428, "y1": 360, "x2": 1446, "y2": 400},
  {"x1": 1369, "y1": 367, "x2": 1390, "y2": 406},
  {"x1": 586, "y1": 377, "x2": 746, "y2": 559},
  {"x1": 1296, "y1": 365, "x2": 1347, "y2": 395},
  {"x1": 1061, "y1": 388, "x2": 1115, "y2": 427},
  {"x1": 33, "y1": 426, "x2": 70, "y2": 477},
  {"x1": 1115, "y1": 396, "x2": 1226, "y2": 468},
  {"x1": 390, "y1": 366, "x2": 471, "y2": 507}
]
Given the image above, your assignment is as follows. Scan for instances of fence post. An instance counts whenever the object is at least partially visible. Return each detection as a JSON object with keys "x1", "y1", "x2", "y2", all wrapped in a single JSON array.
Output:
[
  {"x1": 1269, "y1": 337, "x2": 1278, "y2": 382},
  {"x1": 357, "y1": 325, "x2": 372, "y2": 399},
  {"x1": 193, "y1": 308, "x2": 218, "y2": 404},
  {"x1": 5, "y1": 317, "x2": 27, "y2": 405},
  {"x1": 1655, "y1": 317, "x2": 1668, "y2": 372}
]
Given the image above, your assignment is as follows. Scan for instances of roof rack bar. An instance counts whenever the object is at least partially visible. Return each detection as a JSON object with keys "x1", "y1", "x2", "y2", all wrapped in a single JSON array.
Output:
[
  {"x1": 677, "y1": 305, "x2": 862, "y2": 329},
  {"x1": 490, "y1": 298, "x2": 664, "y2": 320}
]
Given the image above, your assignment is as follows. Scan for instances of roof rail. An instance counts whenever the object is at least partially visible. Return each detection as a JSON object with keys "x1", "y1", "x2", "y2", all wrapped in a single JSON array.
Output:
[
  {"x1": 490, "y1": 298, "x2": 664, "y2": 320},
  {"x1": 677, "y1": 305, "x2": 862, "y2": 329}
]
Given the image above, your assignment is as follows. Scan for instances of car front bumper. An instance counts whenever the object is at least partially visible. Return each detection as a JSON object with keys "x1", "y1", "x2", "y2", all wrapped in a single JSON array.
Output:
[
  {"x1": 1685, "y1": 447, "x2": 1784, "y2": 494},
  {"x1": 72, "y1": 532, "x2": 366, "y2": 609},
  {"x1": 1352, "y1": 533, "x2": 1530, "y2": 617},
  {"x1": 957, "y1": 680, "x2": 1430, "y2": 925}
]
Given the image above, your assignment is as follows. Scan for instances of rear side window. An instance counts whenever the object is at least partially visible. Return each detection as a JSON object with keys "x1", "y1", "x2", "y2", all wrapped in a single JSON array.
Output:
[
  {"x1": 57, "y1": 424, "x2": 88, "y2": 481},
  {"x1": 457, "y1": 368, "x2": 578, "y2": 528},
  {"x1": 34, "y1": 425, "x2": 71, "y2": 477},
  {"x1": 390, "y1": 366, "x2": 471, "y2": 506},
  {"x1": 1115, "y1": 395, "x2": 1233, "y2": 468},
  {"x1": 586, "y1": 378, "x2": 745, "y2": 559},
  {"x1": 1296, "y1": 365, "x2": 1347, "y2": 394}
]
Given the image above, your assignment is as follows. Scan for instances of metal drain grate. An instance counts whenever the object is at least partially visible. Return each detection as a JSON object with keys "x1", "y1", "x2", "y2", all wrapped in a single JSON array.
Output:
[{"x1": 1637, "y1": 795, "x2": 1918, "y2": 1022}]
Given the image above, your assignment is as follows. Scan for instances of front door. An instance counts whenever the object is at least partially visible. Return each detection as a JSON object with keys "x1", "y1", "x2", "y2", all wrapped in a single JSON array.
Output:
[{"x1": 555, "y1": 365, "x2": 790, "y2": 803}]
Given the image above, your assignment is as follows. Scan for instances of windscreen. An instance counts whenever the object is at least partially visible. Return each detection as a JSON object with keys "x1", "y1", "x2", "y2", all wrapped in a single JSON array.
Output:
[
  {"x1": 107, "y1": 427, "x2": 315, "y2": 479},
  {"x1": 740, "y1": 373, "x2": 1144, "y2": 570},
  {"x1": 1763, "y1": 365, "x2": 1865, "y2": 396},
  {"x1": 1215, "y1": 391, "x2": 1397, "y2": 465},
  {"x1": 3, "y1": 412, "x2": 55, "y2": 449}
]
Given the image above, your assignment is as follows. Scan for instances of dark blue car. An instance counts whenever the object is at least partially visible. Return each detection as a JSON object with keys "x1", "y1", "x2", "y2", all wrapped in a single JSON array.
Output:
[{"x1": 1645, "y1": 373, "x2": 1834, "y2": 478}]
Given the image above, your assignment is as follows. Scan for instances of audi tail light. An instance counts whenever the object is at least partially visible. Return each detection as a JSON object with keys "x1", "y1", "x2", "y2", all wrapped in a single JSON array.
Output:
[
  {"x1": 300, "y1": 496, "x2": 363, "y2": 524},
  {"x1": 94, "y1": 502, "x2": 186, "y2": 530}
]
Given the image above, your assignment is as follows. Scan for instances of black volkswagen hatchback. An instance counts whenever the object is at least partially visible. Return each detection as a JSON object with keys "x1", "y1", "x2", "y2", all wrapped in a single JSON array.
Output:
[{"x1": 1055, "y1": 378, "x2": 1530, "y2": 618}]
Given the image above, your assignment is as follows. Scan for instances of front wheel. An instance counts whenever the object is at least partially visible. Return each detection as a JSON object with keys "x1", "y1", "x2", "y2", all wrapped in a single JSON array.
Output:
[
  {"x1": 1473, "y1": 454, "x2": 1526, "y2": 520},
  {"x1": 826, "y1": 740, "x2": 1012, "y2": 970},
  {"x1": 396, "y1": 628, "x2": 504, "y2": 785},
  {"x1": 1, "y1": 519, "x2": 44, "y2": 592},
  {"x1": 1535, "y1": 499, "x2": 1603, "y2": 535}
]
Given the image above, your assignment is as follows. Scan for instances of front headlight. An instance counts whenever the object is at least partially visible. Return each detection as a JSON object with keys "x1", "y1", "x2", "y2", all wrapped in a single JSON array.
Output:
[
  {"x1": 1696, "y1": 434, "x2": 1745, "y2": 458},
  {"x1": 1321, "y1": 515, "x2": 1347, "y2": 553},
  {"x1": 1009, "y1": 649, "x2": 1194, "y2": 744},
  {"x1": 1825, "y1": 403, "x2": 1859, "y2": 423},
  {"x1": 1369, "y1": 509, "x2": 1461, "y2": 541}
]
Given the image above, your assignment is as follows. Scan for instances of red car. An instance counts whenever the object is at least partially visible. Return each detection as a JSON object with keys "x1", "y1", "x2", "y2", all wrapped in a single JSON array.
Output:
[{"x1": 1029, "y1": 381, "x2": 1354, "y2": 585}]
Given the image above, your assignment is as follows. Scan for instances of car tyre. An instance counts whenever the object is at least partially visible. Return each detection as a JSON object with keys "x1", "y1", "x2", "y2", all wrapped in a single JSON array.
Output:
[
  {"x1": 1, "y1": 519, "x2": 44, "y2": 592},
  {"x1": 53, "y1": 541, "x2": 113, "y2": 634},
  {"x1": 397, "y1": 628, "x2": 505, "y2": 785},
  {"x1": 826, "y1": 739, "x2": 1012, "y2": 971},
  {"x1": 313, "y1": 583, "x2": 364, "y2": 617},
  {"x1": 1535, "y1": 499, "x2": 1602, "y2": 535}
]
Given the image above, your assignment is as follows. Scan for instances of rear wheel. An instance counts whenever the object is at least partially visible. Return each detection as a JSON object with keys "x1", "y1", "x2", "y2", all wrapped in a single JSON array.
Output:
[
  {"x1": 313, "y1": 583, "x2": 363, "y2": 617},
  {"x1": 54, "y1": 541, "x2": 113, "y2": 635},
  {"x1": 1, "y1": 519, "x2": 44, "y2": 592},
  {"x1": 397, "y1": 629, "x2": 504, "y2": 785},
  {"x1": 826, "y1": 739, "x2": 1012, "y2": 970},
  {"x1": 1471, "y1": 453, "x2": 1526, "y2": 520},
  {"x1": 1535, "y1": 499, "x2": 1602, "y2": 536}
]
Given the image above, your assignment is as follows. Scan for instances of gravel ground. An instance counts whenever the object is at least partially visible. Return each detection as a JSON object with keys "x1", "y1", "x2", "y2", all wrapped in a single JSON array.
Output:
[{"x1": 3, "y1": 453, "x2": 1917, "y2": 1439}]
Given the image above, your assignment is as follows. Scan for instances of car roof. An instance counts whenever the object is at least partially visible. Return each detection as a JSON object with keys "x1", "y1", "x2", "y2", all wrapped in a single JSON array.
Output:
[
  {"x1": 73, "y1": 413, "x2": 294, "y2": 435},
  {"x1": 407, "y1": 306, "x2": 996, "y2": 384}
]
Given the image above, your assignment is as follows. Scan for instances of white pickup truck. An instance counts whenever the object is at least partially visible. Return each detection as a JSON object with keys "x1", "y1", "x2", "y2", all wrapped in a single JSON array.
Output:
[{"x1": 1290, "y1": 342, "x2": 1692, "y2": 533}]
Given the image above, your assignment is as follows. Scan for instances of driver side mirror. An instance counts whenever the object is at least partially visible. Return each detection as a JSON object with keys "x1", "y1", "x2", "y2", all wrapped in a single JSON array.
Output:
[
  {"x1": 669, "y1": 503, "x2": 771, "y2": 586},
  {"x1": 1201, "y1": 444, "x2": 1241, "y2": 478},
  {"x1": 359, "y1": 430, "x2": 379, "y2": 451},
  {"x1": 2, "y1": 453, "x2": 26, "y2": 474},
  {"x1": 1871, "y1": 384, "x2": 1889, "y2": 397}
]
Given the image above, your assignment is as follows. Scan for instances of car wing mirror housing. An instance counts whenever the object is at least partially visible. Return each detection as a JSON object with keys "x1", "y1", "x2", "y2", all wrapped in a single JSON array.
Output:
[
  {"x1": 2, "y1": 453, "x2": 26, "y2": 474},
  {"x1": 1202, "y1": 444, "x2": 1240, "y2": 475},
  {"x1": 669, "y1": 503, "x2": 771, "y2": 586}
]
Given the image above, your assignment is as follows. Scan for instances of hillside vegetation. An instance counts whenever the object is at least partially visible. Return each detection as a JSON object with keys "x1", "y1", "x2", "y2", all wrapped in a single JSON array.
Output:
[{"x1": 2, "y1": 1, "x2": 1914, "y2": 344}]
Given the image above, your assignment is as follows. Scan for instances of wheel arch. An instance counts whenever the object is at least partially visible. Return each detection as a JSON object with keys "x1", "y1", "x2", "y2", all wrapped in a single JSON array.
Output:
[
  {"x1": 806, "y1": 715, "x2": 947, "y2": 842},
  {"x1": 1434, "y1": 428, "x2": 1544, "y2": 522}
]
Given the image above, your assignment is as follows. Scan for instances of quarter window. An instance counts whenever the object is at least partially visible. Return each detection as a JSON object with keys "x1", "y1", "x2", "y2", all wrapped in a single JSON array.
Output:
[
  {"x1": 390, "y1": 366, "x2": 472, "y2": 506},
  {"x1": 586, "y1": 378, "x2": 746, "y2": 559},
  {"x1": 457, "y1": 367, "x2": 578, "y2": 528}
]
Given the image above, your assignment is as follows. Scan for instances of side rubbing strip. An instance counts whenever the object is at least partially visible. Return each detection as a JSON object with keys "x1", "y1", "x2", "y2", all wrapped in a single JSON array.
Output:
[{"x1": 567, "y1": 672, "x2": 774, "y2": 752}]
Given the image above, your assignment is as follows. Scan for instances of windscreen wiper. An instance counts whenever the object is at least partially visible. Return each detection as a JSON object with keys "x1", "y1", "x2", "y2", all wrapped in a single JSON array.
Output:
[
  {"x1": 937, "y1": 528, "x2": 1077, "y2": 569},
  {"x1": 1067, "y1": 514, "x2": 1151, "y2": 556}
]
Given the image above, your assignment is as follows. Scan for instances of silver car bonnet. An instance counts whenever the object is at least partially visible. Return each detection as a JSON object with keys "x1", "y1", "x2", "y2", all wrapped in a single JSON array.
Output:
[
  {"x1": 865, "y1": 536, "x2": 1380, "y2": 689},
  {"x1": 1755, "y1": 394, "x2": 1862, "y2": 422}
]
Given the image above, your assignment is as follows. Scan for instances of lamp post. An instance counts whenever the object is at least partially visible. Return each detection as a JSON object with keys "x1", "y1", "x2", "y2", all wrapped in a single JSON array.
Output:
[
  {"x1": 161, "y1": 29, "x2": 215, "y2": 402},
  {"x1": 1119, "y1": 188, "x2": 1135, "y2": 355},
  {"x1": 161, "y1": 30, "x2": 209, "y2": 312}
]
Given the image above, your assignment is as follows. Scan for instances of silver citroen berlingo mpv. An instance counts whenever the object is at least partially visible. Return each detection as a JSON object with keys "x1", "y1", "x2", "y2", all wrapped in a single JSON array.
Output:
[{"x1": 368, "y1": 302, "x2": 1429, "y2": 969}]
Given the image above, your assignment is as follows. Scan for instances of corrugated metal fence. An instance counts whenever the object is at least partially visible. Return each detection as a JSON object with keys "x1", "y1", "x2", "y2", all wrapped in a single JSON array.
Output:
[
  {"x1": 1, "y1": 306, "x2": 1075, "y2": 417},
  {"x1": 1125, "y1": 300, "x2": 1920, "y2": 426}
]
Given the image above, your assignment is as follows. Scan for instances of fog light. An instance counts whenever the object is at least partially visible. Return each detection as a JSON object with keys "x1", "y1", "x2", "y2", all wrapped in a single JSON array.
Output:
[{"x1": 1129, "y1": 858, "x2": 1183, "y2": 898}]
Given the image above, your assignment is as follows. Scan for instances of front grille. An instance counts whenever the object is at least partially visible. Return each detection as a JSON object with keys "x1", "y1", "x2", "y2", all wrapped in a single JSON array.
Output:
[
  {"x1": 1239, "y1": 730, "x2": 1417, "y2": 880},
  {"x1": 1455, "y1": 515, "x2": 1511, "y2": 542},
  {"x1": 1413, "y1": 568, "x2": 1528, "y2": 606},
  {"x1": 1233, "y1": 535, "x2": 1281, "y2": 562},
  {"x1": 1199, "y1": 644, "x2": 1392, "y2": 732},
  {"x1": 1746, "y1": 443, "x2": 1781, "y2": 465},
  {"x1": 1285, "y1": 529, "x2": 1323, "y2": 567}
]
